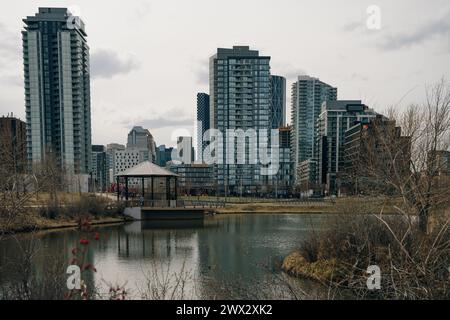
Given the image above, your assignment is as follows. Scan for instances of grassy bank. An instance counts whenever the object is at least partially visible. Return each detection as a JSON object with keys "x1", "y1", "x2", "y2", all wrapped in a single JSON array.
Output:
[
  {"x1": 0, "y1": 194, "x2": 127, "y2": 235},
  {"x1": 215, "y1": 197, "x2": 402, "y2": 215},
  {"x1": 281, "y1": 213, "x2": 450, "y2": 299}
]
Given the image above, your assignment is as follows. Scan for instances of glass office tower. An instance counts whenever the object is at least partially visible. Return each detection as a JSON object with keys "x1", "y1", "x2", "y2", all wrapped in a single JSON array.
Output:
[
  {"x1": 196, "y1": 92, "x2": 210, "y2": 161},
  {"x1": 269, "y1": 75, "x2": 286, "y2": 129}
]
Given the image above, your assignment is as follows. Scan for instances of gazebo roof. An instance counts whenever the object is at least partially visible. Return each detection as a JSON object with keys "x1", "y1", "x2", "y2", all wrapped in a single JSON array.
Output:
[{"x1": 116, "y1": 161, "x2": 178, "y2": 177}]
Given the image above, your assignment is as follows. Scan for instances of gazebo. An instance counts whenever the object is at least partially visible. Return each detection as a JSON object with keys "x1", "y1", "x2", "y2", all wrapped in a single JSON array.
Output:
[{"x1": 115, "y1": 161, "x2": 178, "y2": 207}]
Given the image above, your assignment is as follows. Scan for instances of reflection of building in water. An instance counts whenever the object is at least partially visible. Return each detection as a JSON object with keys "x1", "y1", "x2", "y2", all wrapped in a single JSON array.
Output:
[
  {"x1": 196, "y1": 215, "x2": 281, "y2": 299},
  {"x1": 0, "y1": 230, "x2": 96, "y2": 298},
  {"x1": 114, "y1": 224, "x2": 200, "y2": 261}
]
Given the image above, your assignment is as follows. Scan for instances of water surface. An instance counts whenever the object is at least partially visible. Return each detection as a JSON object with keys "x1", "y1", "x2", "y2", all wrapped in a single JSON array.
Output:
[{"x1": 0, "y1": 214, "x2": 331, "y2": 299}]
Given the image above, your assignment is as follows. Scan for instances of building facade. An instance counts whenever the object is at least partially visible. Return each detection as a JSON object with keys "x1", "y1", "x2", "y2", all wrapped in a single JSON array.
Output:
[
  {"x1": 291, "y1": 76, "x2": 337, "y2": 184},
  {"x1": 91, "y1": 145, "x2": 107, "y2": 192},
  {"x1": 343, "y1": 115, "x2": 411, "y2": 195},
  {"x1": 23, "y1": 8, "x2": 91, "y2": 175},
  {"x1": 167, "y1": 163, "x2": 214, "y2": 195},
  {"x1": 209, "y1": 46, "x2": 271, "y2": 194},
  {"x1": 316, "y1": 100, "x2": 378, "y2": 195},
  {"x1": 196, "y1": 93, "x2": 210, "y2": 162},
  {"x1": 268, "y1": 126, "x2": 293, "y2": 197},
  {"x1": 176, "y1": 136, "x2": 194, "y2": 164},
  {"x1": 269, "y1": 75, "x2": 286, "y2": 129},
  {"x1": 0, "y1": 114, "x2": 27, "y2": 173},
  {"x1": 428, "y1": 150, "x2": 450, "y2": 176},
  {"x1": 156, "y1": 144, "x2": 175, "y2": 167},
  {"x1": 298, "y1": 159, "x2": 318, "y2": 195},
  {"x1": 127, "y1": 126, "x2": 157, "y2": 163},
  {"x1": 106, "y1": 143, "x2": 125, "y2": 185}
]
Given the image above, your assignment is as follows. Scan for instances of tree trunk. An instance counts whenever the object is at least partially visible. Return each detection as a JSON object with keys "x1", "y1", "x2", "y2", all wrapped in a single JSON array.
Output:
[{"x1": 418, "y1": 209, "x2": 429, "y2": 234}]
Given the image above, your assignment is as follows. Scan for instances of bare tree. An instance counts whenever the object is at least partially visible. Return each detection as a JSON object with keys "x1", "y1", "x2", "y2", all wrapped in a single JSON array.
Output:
[{"x1": 346, "y1": 78, "x2": 450, "y2": 233}]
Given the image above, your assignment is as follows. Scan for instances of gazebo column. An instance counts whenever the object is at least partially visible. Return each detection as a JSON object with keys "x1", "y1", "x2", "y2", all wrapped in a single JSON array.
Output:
[
  {"x1": 151, "y1": 177, "x2": 154, "y2": 207},
  {"x1": 174, "y1": 177, "x2": 178, "y2": 201},
  {"x1": 141, "y1": 177, "x2": 145, "y2": 198},
  {"x1": 116, "y1": 176, "x2": 120, "y2": 201},
  {"x1": 125, "y1": 176, "x2": 129, "y2": 201},
  {"x1": 166, "y1": 176, "x2": 170, "y2": 207}
]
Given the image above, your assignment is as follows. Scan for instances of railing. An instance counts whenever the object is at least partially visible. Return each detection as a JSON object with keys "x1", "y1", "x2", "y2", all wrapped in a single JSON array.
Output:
[
  {"x1": 119, "y1": 196, "x2": 326, "y2": 208},
  {"x1": 121, "y1": 199, "x2": 226, "y2": 209}
]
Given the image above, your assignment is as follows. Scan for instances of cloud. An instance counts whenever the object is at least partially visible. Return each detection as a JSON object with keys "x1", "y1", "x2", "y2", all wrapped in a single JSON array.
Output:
[
  {"x1": 342, "y1": 21, "x2": 365, "y2": 33},
  {"x1": 90, "y1": 49, "x2": 140, "y2": 79},
  {"x1": 192, "y1": 59, "x2": 209, "y2": 85},
  {"x1": 135, "y1": 116, "x2": 194, "y2": 129},
  {"x1": 379, "y1": 14, "x2": 450, "y2": 50},
  {"x1": 350, "y1": 73, "x2": 368, "y2": 82},
  {"x1": 272, "y1": 62, "x2": 307, "y2": 80},
  {"x1": 0, "y1": 23, "x2": 21, "y2": 67},
  {"x1": 116, "y1": 106, "x2": 194, "y2": 130},
  {"x1": 134, "y1": 1, "x2": 152, "y2": 20},
  {"x1": 0, "y1": 74, "x2": 23, "y2": 87}
]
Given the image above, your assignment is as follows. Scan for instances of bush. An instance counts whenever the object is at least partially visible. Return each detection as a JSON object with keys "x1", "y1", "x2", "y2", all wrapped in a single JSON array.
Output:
[
  {"x1": 39, "y1": 195, "x2": 111, "y2": 219},
  {"x1": 38, "y1": 205, "x2": 62, "y2": 220},
  {"x1": 295, "y1": 214, "x2": 450, "y2": 299}
]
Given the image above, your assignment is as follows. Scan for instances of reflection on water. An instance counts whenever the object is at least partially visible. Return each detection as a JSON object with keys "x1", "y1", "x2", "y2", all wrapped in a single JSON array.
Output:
[{"x1": 0, "y1": 214, "x2": 331, "y2": 299}]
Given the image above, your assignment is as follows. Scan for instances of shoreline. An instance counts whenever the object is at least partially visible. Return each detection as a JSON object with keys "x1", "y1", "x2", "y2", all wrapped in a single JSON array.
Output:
[
  {"x1": 0, "y1": 216, "x2": 130, "y2": 236},
  {"x1": 1, "y1": 197, "x2": 404, "y2": 235}
]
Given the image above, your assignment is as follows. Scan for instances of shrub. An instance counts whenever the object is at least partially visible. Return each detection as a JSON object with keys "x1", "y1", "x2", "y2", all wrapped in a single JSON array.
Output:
[{"x1": 295, "y1": 214, "x2": 450, "y2": 299}]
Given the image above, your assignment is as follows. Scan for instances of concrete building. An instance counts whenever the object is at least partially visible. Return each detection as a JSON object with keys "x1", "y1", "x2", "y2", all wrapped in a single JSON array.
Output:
[
  {"x1": 291, "y1": 76, "x2": 337, "y2": 184},
  {"x1": 91, "y1": 145, "x2": 107, "y2": 192},
  {"x1": 316, "y1": 100, "x2": 378, "y2": 195},
  {"x1": 196, "y1": 93, "x2": 210, "y2": 162},
  {"x1": 270, "y1": 75, "x2": 286, "y2": 129},
  {"x1": 209, "y1": 46, "x2": 271, "y2": 194},
  {"x1": 113, "y1": 147, "x2": 152, "y2": 187},
  {"x1": 106, "y1": 143, "x2": 125, "y2": 185},
  {"x1": 343, "y1": 115, "x2": 411, "y2": 195},
  {"x1": 0, "y1": 114, "x2": 27, "y2": 173},
  {"x1": 23, "y1": 8, "x2": 91, "y2": 175},
  {"x1": 127, "y1": 126, "x2": 157, "y2": 163},
  {"x1": 176, "y1": 136, "x2": 194, "y2": 164}
]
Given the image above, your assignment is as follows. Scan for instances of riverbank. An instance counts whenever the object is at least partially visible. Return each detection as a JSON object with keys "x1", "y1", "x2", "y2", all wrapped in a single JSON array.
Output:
[
  {"x1": 280, "y1": 213, "x2": 450, "y2": 299},
  {"x1": 0, "y1": 213, "x2": 128, "y2": 235},
  {"x1": 215, "y1": 197, "x2": 401, "y2": 215}
]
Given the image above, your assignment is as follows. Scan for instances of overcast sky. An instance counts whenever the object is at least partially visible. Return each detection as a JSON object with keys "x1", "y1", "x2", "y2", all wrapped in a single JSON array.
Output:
[{"x1": 1, "y1": 0, "x2": 449, "y2": 147}]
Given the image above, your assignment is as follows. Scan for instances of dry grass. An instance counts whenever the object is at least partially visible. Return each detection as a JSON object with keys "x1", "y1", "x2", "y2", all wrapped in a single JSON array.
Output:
[{"x1": 283, "y1": 213, "x2": 450, "y2": 299}]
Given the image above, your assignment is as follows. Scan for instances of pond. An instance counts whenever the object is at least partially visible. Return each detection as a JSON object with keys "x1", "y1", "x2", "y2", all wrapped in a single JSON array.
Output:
[{"x1": 0, "y1": 214, "x2": 333, "y2": 299}]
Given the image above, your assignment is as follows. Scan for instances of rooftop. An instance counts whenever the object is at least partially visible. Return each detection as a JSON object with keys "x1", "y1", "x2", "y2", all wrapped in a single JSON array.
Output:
[{"x1": 116, "y1": 161, "x2": 178, "y2": 177}]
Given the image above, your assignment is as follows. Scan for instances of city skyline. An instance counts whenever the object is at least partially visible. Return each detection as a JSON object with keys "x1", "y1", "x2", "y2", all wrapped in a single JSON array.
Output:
[{"x1": 0, "y1": 0, "x2": 449, "y2": 147}]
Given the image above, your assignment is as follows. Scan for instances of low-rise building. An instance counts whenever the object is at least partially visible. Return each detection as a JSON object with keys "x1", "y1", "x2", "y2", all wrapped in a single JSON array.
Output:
[{"x1": 167, "y1": 162, "x2": 214, "y2": 195}]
